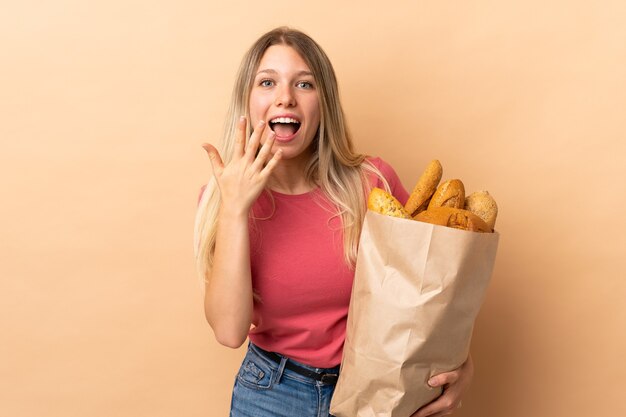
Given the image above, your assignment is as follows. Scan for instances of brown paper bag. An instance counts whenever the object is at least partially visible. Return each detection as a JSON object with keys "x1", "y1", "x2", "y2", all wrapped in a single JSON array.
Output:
[{"x1": 330, "y1": 211, "x2": 499, "y2": 417}]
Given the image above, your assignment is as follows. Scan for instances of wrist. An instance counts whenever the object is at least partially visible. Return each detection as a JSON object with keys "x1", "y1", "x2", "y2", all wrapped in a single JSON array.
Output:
[{"x1": 218, "y1": 201, "x2": 250, "y2": 220}]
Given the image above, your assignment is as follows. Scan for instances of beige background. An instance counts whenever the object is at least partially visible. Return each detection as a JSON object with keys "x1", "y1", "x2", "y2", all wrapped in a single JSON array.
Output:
[{"x1": 2, "y1": 1, "x2": 625, "y2": 416}]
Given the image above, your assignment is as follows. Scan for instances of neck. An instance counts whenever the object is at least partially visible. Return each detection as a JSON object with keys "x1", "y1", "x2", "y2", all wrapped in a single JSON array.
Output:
[{"x1": 268, "y1": 156, "x2": 316, "y2": 195}]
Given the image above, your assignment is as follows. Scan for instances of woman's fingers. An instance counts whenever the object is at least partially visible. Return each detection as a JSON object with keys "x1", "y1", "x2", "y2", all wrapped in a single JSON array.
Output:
[
  {"x1": 203, "y1": 117, "x2": 279, "y2": 204},
  {"x1": 428, "y1": 370, "x2": 460, "y2": 388},
  {"x1": 260, "y1": 148, "x2": 283, "y2": 178},
  {"x1": 417, "y1": 411, "x2": 454, "y2": 417},
  {"x1": 244, "y1": 120, "x2": 266, "y2": 161},
  {"x1": 410, "y1": 392, "x2": 459, "y2": 417},
  {"x1": 412, "y1": 363, "x2": 469, "y2": 417},
  {"x1": 233, "y1": 116, "x2": 247, "y2": 160},
  {"x1": 202, "y1": 143, "x2": 224, "y2": 177},
  {"x1": 249, "y1": 131, "x2": 277, "y2": 172}
]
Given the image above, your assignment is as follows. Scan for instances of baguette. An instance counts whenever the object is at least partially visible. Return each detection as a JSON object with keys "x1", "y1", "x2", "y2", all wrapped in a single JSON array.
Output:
[
  {"x1": 404, "y1": 159, "x2": 443, "y2": 217},
  {"x1": 427, "y1": 179, "x2": 465, "y2": 210},
  {"x1": 414, "y1": 207, "x2": 491, "y2": 233},
  {"x1": 368, "y1": 187, "x2": 411, "y2": 219}
]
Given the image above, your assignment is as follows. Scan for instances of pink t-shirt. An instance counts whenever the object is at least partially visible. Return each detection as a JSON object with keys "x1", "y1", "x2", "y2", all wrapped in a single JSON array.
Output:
[{"x1": 245, "y1": 157, "x2": 408, "y2": 367}]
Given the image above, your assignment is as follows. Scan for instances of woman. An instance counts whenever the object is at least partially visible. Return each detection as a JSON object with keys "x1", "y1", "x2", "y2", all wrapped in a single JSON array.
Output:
[{"x1": 194, "y1": 26, "x2": 472, "y2": 417}]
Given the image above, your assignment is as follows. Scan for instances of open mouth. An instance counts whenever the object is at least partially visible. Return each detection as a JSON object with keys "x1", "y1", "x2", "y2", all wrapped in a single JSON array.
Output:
[{"x1": 269, "y1": 117, "x2": 301, "y2": 137}]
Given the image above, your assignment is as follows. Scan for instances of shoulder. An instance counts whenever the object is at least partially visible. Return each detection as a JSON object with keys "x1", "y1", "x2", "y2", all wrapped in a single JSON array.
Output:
[
  {"x1": 363, "y1": 155, "x2": 400, "y2": 185},
  {"x1": 365, "y1": 156, "x2": 396, "y2": 179},
  {"x1": 363, "y1": 156, "x2": 409, "y2": 205}
]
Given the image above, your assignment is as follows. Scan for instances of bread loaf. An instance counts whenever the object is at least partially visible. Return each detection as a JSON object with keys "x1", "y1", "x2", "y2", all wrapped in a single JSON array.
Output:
[
  {"x1": 404, "y1": 159, "x2": 443, "y2": 217},
  {"x1": 414, "y1": 207, "x2": 491, "y2": 233},
  {"x1": 464, "y1": 191, "x2": 498, "y2": 230},
  {"x1": 427, "y1": 179, "x2": 465, "y2": 210},
  {"x1": 368, "y1": 159, "x2": 498, "y2": 234},
  {"x1": 368, "y1": 187, "x2": 411, "y2": 219}
]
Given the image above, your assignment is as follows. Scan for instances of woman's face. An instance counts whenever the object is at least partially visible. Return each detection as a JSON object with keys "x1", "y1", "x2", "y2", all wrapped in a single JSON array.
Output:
[{"x1": 249, "y1": 44, "x2": 321, "y2": 162}]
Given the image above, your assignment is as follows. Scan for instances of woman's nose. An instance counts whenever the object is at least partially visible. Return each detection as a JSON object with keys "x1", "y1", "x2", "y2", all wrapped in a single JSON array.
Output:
[{"x1": 274, "y1": 85, "x2": 296, "y2": 107}]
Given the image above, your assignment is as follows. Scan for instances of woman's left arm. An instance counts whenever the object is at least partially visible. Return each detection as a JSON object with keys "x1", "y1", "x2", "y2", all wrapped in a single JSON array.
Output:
[{"x1": 411, "y1": 354, "x2": 474, "y2": 417}]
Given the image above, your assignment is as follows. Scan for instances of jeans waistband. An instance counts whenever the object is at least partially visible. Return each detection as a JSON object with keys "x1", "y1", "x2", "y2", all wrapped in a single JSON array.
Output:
[{"x1": 249, "y1": 343, "x2": 340, "y2": 385}]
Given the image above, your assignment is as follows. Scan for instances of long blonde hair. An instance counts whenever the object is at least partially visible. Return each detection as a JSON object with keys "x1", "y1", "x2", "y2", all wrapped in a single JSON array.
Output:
[{"x1": 194, "y1": 27, "x2": 389, "y2": 282}]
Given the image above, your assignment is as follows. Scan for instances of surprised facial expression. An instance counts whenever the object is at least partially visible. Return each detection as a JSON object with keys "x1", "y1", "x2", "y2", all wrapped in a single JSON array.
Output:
[{"x1": 249, "y1": 44, "x2": 321, "y2": 163}]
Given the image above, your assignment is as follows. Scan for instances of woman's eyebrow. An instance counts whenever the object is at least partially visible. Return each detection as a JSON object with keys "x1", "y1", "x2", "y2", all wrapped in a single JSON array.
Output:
[{"x1": 256, "y1": 69, "x2": 314, "y2": 77}]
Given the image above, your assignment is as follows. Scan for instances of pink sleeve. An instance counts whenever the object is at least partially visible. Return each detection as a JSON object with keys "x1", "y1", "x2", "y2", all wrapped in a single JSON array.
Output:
[{"x1": 367, "y1": 157, "x2": 410, "y2": 206}]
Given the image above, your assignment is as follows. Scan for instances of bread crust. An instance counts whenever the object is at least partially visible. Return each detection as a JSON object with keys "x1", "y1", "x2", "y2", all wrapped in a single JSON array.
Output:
[
  {"x1": 404, "y1": 159, "x2": 443, "y2": 217},
  {"x1": 414, "y1": 207, "x2": 491, "y2": 233},
  {"x1": 368, "y1": 187, "x2": 411, "y2": 219},
  {"x1": 464, "y1": 191, "x2": 498, "y2": 230},
  {"x1": 427, "y1": 179, "x2": 465, "y2": 210}
]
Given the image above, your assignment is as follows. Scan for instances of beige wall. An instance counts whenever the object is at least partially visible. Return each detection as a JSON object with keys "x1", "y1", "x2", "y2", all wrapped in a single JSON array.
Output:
[{"x1": 2, "y1": 1, "x2": 625, "y2": 416}]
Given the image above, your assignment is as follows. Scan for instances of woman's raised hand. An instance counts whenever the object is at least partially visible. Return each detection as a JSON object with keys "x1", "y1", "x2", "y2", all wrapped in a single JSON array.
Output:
[{"x1": 202, "y1": 116, "x2": 282, "y2": 215}]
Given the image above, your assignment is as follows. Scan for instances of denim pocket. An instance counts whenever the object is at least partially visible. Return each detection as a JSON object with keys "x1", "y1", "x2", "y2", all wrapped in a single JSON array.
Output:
[{"x1": 236, "y1": 352, "x2": 274, "y2": 390}]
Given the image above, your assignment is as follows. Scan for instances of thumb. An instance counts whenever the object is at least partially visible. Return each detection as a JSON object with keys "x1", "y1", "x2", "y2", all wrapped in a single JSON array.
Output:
[
  {"x1": 202, "y1": 143, "x2": 224, "y2": 176},
  {"x1": 428, "y1": 376, "x2": 442, "y2": 387},
  {"x1": 428, "y1": 371, "x2": 459, "y2": 387}
]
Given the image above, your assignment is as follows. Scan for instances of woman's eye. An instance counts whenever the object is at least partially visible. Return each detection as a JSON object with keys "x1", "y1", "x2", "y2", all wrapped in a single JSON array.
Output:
[
  {"x1": 297, "y1": 81, "x2": 313, "y2": 89},
  {"x1": 260, "y1": 79, "x2": 274, "y2": 87}
]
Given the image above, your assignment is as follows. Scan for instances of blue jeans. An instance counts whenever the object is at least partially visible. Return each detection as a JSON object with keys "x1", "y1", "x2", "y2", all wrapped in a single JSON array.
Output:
[{"x1": 229, "y1": 342, "x2": 340, "y2": 417}]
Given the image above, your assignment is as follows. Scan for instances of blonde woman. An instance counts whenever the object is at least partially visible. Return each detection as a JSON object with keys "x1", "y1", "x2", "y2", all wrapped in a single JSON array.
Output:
[{"x1": 195, "y1": 27, "x2": 473, "y2": 417}]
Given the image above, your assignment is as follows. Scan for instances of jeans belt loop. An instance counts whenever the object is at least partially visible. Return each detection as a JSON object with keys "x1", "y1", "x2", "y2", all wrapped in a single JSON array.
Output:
[{"x1": 274, "y1": 356, "x2": 288, "y2": 385}]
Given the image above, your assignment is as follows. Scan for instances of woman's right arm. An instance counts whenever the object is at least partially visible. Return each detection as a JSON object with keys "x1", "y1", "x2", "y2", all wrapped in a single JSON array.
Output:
[{"x1": 201, "y1": 117, "x2": 281, "y2": 348}]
